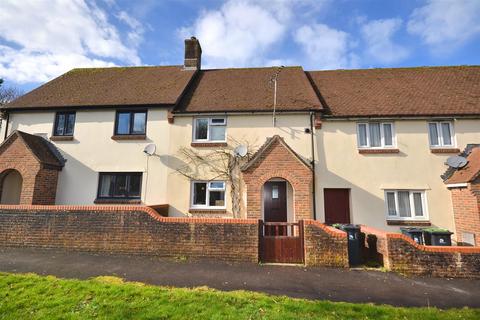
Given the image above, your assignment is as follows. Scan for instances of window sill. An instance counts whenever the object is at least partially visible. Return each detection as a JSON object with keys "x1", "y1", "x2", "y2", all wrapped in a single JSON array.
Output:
[
  {"x1": 387, "y1": 220, "x2": 431, "y2": 226},
  {"x1": 430, "y1": 148, "x2": 460, "y2": 154},
  {"x1": 358, "y1": 148, "x2": 399, "y2": 154},
  {"x1": 191, "y1": 142, "x2": 228, "y2": 147},
  {"x1": 94, "y1": 198, "x2": 142, "y2": 204},
  {"x1": 50, "y1": 135, "x2": 74, "y2": 141},
  {"x1": 189, "y1": 208, "x2": 227, "y2": 214},
  {"x1": 111, "y1": 135, "x2": 146, "y2": 141}
]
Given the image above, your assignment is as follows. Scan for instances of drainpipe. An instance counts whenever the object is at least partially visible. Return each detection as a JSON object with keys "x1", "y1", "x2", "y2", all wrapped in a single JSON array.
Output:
[
  {"x1": 3, "y1": 112, "x2": 9, "y2": 140},
  {"x1": 310, "y1": 112, "x2": 317, "y2": 220}
]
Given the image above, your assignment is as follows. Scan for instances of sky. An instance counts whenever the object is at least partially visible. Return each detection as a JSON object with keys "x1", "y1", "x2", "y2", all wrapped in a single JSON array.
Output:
[{"x1": 0, "y1": 0, "x2": 479, "y2": 92}]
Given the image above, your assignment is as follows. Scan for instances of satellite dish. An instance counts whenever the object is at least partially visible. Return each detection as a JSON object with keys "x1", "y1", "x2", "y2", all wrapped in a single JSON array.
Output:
[
  {"x1": 446, "y1": 155, "x2": 468, "y2": 168},
  {"x1": 234, "y1": 145, "x2": 248, "y2": 157},
  {"x1": 143, "y1": 144, "x2": 156, "y2": 156}
]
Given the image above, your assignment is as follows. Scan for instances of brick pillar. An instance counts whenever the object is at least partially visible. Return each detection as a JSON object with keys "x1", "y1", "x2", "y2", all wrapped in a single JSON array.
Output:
[{"x1": 450, "y1": 179, "x2": 480, "y2": 245}]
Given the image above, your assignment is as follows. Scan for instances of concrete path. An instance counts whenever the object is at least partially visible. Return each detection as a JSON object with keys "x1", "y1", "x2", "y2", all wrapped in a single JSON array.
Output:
[{"x1": 0, "y1": 247, "x2": 479, "y2": 309}]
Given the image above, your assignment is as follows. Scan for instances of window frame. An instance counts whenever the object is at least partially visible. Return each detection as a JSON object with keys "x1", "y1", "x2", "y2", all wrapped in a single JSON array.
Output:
[
  {"x1": 384, "y1": 190, "x2": 429, "y2": 221},
  {"x1": 53, "y1": 111, "x2": 76, "y2": 137},
  {"x1": 428, "y1": 121, "x2": 455, "y2": 148},
  {"x1": 190, "y1": 180, "x2": 226, "y2": 209},
  {"x1": 192, "y1": 117, "x2": 227, "y2": 142},
  {"x1": 356, "y1": 122, "x2": 396, "y2": 149},
  {"x1": 114, "y1": 110, "x2": 148, "y2": 136},
  {"x1": 96, "y1": 172, "x2": 143, "y2": 200}
]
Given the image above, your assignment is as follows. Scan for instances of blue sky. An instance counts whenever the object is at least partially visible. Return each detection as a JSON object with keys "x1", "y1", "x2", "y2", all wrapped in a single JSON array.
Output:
[{"x1": 1, "y1": 0, "x2": 479, "y2": 92}]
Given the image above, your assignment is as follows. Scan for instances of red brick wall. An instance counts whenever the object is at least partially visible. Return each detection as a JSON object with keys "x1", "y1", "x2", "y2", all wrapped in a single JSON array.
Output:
[
  {"x1": 242, "y1": 137, "x2": 312, "y2": 221},
  {"x1": 0, "y1": 136, "x2": 59, "y2": 205},
  {"x1": 361, "y1": 226, "x2": 480, "y2": 278},
  {"x1": 386, "y1": 234, "x2": 480, "y2": 278},
  {"x1": 303, "y1": 220, "x2": 349, "y2": 267},
  {"x1": 450, "y1": 181, "x2": 480, "y2": 245},
  {"x1": 0, "y1": 205, "x2": 259, "y2": 262}
]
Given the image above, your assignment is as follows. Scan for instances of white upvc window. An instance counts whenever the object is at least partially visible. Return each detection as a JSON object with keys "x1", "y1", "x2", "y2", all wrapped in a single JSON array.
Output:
[
  {"x1": 384, "y1": 190, "x2": 428, "y2": 221},
  {"x1": 193, "y1": 117, "x2": 227, "y2": 142},
  {"x1": 357, "y1": 122, "x2": 395, "y2": 149},
  {"x1": 428, "y1": 121, "x2": 455, "y2": 148},
  {"x1": 191, "y1": 181, "x2": 226, "y2": 209}
]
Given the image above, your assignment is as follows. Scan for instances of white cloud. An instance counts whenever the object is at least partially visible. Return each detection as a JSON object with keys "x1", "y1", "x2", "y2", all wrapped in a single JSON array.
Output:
[
  {"x1": 0, "y1": 46, "x2": 116, "y2": 84},
  {"x1": 294, "y1": 24, "x2": 359, "y2": 69},
  {"x1": 407, "y1": 0, "x2": 480, "y2": 50},
  {"x1": 178, "y1": 0, "x2": 330, "y2": 68},
  {"x1": 179, "y1": 0, "x2": 286, "y2": 68},
  {"x1": 361, "y1": 18, "x2": 409, "y2": 64},
  {"x1": 0, "y1": 0, "x2": 143, "y2": 84}
]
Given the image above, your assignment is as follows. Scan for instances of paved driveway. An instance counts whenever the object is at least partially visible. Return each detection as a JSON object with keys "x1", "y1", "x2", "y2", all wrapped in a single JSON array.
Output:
[{"x1": 0, "y1": 247, "x2": 479, "y2": 309}]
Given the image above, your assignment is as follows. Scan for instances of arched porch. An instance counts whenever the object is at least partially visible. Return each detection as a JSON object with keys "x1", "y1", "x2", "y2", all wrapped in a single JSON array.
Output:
[
  {"x1": 0, "y1": 169, "x2": 23, "y2": 204},
  {"x1": 0, "y1": 131, "x2": 64, "y2": 205},
  {"x1": 242, "y1": 135, "x2": 313, "y2": 221}
]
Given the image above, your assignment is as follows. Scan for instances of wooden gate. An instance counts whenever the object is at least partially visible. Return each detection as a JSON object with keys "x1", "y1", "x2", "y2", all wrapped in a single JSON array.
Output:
[{"x1": 259, "y1": 221, "x2": 304, "y2": 264}]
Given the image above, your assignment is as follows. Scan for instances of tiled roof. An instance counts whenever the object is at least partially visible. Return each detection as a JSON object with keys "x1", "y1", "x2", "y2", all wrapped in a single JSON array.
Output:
[
  {"x1": 4, "y1": 65, "x2": 480, "y2": 117},
  {"x1": 5, "y1": 66, "x2": 196, "y2": 109},
  {"x1": 443, "y1": 145, "x2": 480, "y2": 184},
  {"x1": 0, "y1": 131, "x2": 65, "y2": 168},
  {"x1": 307, "y1": 66, "x2": 480, "y2": 117},
  {"x1": 175, "y1": 66, "x2": 322, "y2": 113}
]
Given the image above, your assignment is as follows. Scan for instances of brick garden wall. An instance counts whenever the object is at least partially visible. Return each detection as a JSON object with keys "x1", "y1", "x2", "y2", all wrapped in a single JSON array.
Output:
[
  {"x1": 362, "y1": 226, "x2": 480, "y2": 278},
  {"x1": 0, "y1": 205, "x2": 259, "y2": 262},
  {"x1": 303, "y1": 220, "x2": 349, "y2": 268},
  {"x1": 387, "y1": 234, "x2": 480, "y2": 278}
]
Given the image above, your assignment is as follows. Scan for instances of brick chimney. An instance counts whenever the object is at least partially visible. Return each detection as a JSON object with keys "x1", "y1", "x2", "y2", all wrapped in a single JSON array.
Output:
[{"x1": 184, "y1": 37, "x2": 202, "y2": 70}]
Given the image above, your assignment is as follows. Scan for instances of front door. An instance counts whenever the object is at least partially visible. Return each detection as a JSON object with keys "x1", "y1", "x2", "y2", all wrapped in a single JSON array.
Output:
[
  {"x1": 324, "y1": 188, "x2": 351, "y2": 224},
  {"x1": 263, "y1": 181, "x2": 287, "y2": 222}
]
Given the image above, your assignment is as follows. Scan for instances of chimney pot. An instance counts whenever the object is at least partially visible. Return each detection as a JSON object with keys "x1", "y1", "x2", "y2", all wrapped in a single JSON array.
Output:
[{"x1": 184, "y1": 37, "x2": 202, "y2": 70}]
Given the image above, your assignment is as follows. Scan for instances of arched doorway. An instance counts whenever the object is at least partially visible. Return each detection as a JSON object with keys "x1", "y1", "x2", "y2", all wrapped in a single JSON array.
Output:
[
  {"x1": 0, "y1": 170, "x2": 23, "y2": 204},
  {"x1": 262, "y1": 178, "x2": 294, "y2": 223}
]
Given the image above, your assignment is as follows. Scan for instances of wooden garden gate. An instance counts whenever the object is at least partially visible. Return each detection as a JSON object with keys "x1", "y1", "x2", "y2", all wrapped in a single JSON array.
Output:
[{"x1": 259, "y1": 221, "x2": 304, "y2": 264}]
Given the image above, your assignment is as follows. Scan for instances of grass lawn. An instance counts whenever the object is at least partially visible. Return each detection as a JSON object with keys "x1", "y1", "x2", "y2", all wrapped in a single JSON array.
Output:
[{"x1": 0, "y1": 272, "x2": 478, "y2": 320}]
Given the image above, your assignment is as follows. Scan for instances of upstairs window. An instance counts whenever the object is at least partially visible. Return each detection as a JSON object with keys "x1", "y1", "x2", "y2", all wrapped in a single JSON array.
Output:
[
  {"x1": 385, "y1": 190, "x2": 427, "y2": 220},
  {"x1": 191, "y1": 181, "x2": 226, "y2": 208},
  {"x1": 357, "y1": 122, "x2": 394, "y2": 148},
  {"x1": 193, "y1": 117, "x2": 226, "y2": 142},
  {"x1": 53, "y1": 112, "x2": 76, "y2": 136},
  {"x1": 428, "y1": 122, "x2": 454, "y2": 147},
  {"x1": 115, "y1": 110, "x2": 147, "y2": 135},
  {"x1": 97, "y1": 172, "x2": 142, "y2": 199}
]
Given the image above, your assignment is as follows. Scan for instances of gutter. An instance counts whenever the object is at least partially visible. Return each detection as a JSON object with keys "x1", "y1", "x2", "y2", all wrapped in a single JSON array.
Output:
[
  {"x1": 310, "y1": 112, "x2": 317, "y2": 220},
  {"x1": 321, "y1": 115, "x2": 480, "y2": 121},
  {"x1": 172, "y1": 109, "x2": 320, "y2": 117}
]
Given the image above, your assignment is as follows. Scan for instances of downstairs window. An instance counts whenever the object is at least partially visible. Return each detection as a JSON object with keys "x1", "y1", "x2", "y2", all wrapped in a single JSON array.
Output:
[
  {"x1": 385, "y1": 190, "x2": 428, "y2": 220},
  {"x1": 191, "y1": 181, "x2": 226, "y2": 208},
  {"x1": 97, "y1": 172, "x2": 142, "y2": 199}
]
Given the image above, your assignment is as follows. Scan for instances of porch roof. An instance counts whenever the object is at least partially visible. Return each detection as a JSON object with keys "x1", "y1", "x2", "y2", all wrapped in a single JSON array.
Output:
[{"x1": 0, "y1": 131, "x2": 65, "y2": 169}]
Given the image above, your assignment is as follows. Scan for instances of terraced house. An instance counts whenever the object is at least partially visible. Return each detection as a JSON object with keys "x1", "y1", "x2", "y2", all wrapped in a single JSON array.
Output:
[{"x1": 1, "y1": 38, "x2": 479, "y2": 245}]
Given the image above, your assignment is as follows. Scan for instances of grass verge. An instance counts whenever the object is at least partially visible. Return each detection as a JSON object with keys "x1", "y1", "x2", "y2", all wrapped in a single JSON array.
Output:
[{"x1": 0, "y1": 272, "x2": 478, "y2": 319}]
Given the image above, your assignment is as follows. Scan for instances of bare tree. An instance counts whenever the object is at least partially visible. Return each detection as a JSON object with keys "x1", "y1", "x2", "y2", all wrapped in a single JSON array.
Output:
[
  {"x1": 0, "y1": 79, "x2": 22, "y2": 125},
  {"x1": 175, "y1": 138, "x2": 257, "y2": 218},
  {"x1": 0, "y1": 79, "x2": 22, "y2": 106}
]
